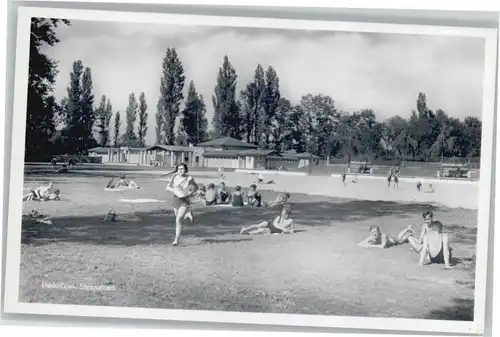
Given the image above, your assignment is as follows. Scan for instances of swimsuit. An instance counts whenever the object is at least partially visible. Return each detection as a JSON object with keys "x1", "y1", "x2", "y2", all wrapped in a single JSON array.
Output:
[{"x1": 429, "y1": 240, "x2": 452, "y2": 264}]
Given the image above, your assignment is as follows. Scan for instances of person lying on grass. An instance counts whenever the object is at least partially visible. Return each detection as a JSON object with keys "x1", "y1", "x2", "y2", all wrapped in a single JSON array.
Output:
[
  {"x1": 217, "y1": 182, "x2": 231, "y2": 204},
  {"x1": 231, "y1": 185, "x2": 245, "y2": 207},
  {"x1": 106, "y1": 175, "x2": 140, "y2": 189},
  {"x1": 247, "y1": 184, "x2": 262, "y2": 207},
  {"x1": 418, "y1": 220, "x2": 453, "y2": 269},
  {"x1": 267, "y1": 192, "x2": 291, "y2": 208},
  {"x1": 240, "y1": 206, "x2": 294, "y2": 235},
  {"x1": 23, "y1": 182, "x2": 58, "y2": 201},
  {"x1": 358, "y1": 224, "x2": 415, "y2": 249}
]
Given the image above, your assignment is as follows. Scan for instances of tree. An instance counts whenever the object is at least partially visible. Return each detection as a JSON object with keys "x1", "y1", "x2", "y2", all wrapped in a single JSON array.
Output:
[
  {"x1": 94, "y1": 95, "x2": 109, "y2": 146},
  {"x1": 123, "y1": 93, "x2": 138, "y2": 147},
  {"x1": 240, "y1": 65, "x2": 266, "y2": 144},
  {"x1": 270, "y1": 97, "x2": 291, "y2": 152},
  {"x1": 212, "y1": 55, "x2": 241, "y2": 139},
  {"x1": 80, "y1": 67, "x2": 96, "y2": 151},
  {"x1": 61, "y1": 60, "x2": 84, "y2": 154},
  {"x1": 262, "y1": 66, "x2": 281, "y2": 146},
  {"x1": 158, "y1": 48, "x2": 185, "y2": 145},
  {"x1": 26, "y1": 18, "x2": 70, "y2": 160},
  {"x1": 155, "y1": 98, "x2": 164, "y2": 145},
  {"x1": 137, "y1": 92, "x2": 148, "y2": 147},
  {"x1": 104, "y1": 98, "x2": 113, "y2": 146},
  {"x1": 113, "y1": 111, "x2": 121, "y2": 146},
  {"x1": 182, "y1": 81, "x2": 208, "y2": 145}
]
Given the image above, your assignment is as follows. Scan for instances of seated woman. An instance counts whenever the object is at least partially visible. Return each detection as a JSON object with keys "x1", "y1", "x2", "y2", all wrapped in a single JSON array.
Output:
[
  {"x1": 217, "y1": 182, "x2": 231, "y2": 204},
  {"x1": 247, "y1": 184, "x2": 262, "y2": 207},
  {"x1": 240, "y1": 206, "x2": 294, "y2": 235},
  {"x1": 358, "y1": 224, "x2": 415, "y2": 249},
  {"x1": 192, "y1": 184, "x2": 206, "y2": 203},
  {"x1": 205, "y1": 183, "x2": 218, "y2": 206},
  {"x1": 231, "y1": 185, "x2": 244, "y2": 207},
  {"x1": 268, "y1": 192, "x2": 291, "y2": 208},
  {"x1": 106, "y1": 175, "x2": 140, "y2": 189}
]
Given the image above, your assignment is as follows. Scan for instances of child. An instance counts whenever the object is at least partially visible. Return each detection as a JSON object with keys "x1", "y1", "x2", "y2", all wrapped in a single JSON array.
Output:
[
  {"x1": 205, "y1": 183, "x2": 218, "y2": 206},
  {"x1": 240, "y1": 206, "x2": 294, "y2": 235},
  {"x1": 231, "y1": 185, "x2": 244, "y2": 207},
  {"x1": 358, "y1": 224, "x2": 415, "y2": 249},
  {"x1": 217, "y1": 182, "x2": 231, "y2": 204},
  {"x1": 418, "y1": 220, "x2": 452, "y2": 269},
  {"x1": 247, "y1": 184, "x2": 262, "y2": 207}
]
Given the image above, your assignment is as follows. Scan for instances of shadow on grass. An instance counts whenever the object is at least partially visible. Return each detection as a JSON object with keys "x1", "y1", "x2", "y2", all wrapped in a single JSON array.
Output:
[
  {"x1": 426, "y1": 298, "x2": 474, "y2": 321},
  {"x1": 22, "y1": 199, "x2": 439, "y2": 247}
]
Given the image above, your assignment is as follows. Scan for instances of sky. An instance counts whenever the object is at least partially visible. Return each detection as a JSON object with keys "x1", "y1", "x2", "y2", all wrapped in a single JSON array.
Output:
[{"x1": 41, "y1": 19, "x2": 487, "y2": 146}]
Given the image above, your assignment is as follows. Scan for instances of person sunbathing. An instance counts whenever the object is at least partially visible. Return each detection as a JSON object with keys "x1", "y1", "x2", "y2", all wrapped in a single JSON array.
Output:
[
  {"x1": 247, "y1": 184, "x2": 262, "y2": 207},
  {"x1": 358, "y1": 224, "x2": 415, "y2": 249},
  {"x1": 231, "y1": 185, "x2": 244, "y2": 207},
  {"x1": 23, "y1": 183, "x2": 59, "y2": 201},
  {"x1": 205, "y1": 183, "x2": 218, "y2": 206},
  {"x1": 418, "y1": 220, "x2": 452, "y2": 269},
  {"x1": 217, "y1": 182, "x2": 231, "y2": 204},
  {"x1": 268, "y1": 192, "x2": 291, "y2": 208},
  {"x1": 240, "y1": 206, "x2": 294, "y2": 235},
  {"x1": 106, "y1": 175, "x2": 140, "y2": 189}
]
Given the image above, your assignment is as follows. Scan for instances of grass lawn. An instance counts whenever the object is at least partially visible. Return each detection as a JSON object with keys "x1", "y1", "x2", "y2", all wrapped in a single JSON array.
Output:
[{"x1": 18, "y1": 173, "x2": 477, "y2": 320}]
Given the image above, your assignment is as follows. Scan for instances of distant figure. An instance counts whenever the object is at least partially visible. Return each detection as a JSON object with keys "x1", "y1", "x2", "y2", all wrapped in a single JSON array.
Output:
[
  {"x1": 240, "y1": 206, "x2": 294, "y2": 235},
  {"x1": 393, "y1": 171, "x2": 399, "y2": 189},
  {"x1": 231, "y1": 185, "x2": 245, "y2": 207},
  {"x1": 58, "y1": 164, "x2": 68, "y2": 173},
  {"x1": 341, "y1": 169, "x2": 347, "y2": 187},
  {"x1": 358, "y1": 224, "x2": 415, "y2": 249},
  {"x1": 218, "y1": 165, "x2": 225, "y2": 180},
  {"x1": 417, "y1": 181, "x2": 422, "y2": 191},
  {"x1": 247, "y1": 184, "x2": 262, "y2": 207},
  {"x1": 418, "y1": 220, "x2": 453, "y2": 269},
  {"x1": 387, "y1": 168, "x2": 393, "y2": 189},
  {"x1": 217, "y1": 182, "x2": 231, "y2": 204},
  {"x1": 50, "y1": 158, "x2": 57, "y2": 167},
  {"x1": 258, "y1": 172, "x2": 265, "y2": 184},
  {"x1": 424, "y1": 183, "x2": 435, "y2": 193}
]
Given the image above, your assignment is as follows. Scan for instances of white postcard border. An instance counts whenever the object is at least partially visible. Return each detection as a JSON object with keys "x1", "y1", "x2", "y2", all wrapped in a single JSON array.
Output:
[{"x1": 3, "y1": 5, "x2": 498, "y2": 335}]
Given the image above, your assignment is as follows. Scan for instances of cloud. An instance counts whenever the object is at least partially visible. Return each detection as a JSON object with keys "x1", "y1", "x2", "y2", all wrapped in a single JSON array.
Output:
[{"x1": 42, "y1": 20, "x2": 486, "y2": 145}]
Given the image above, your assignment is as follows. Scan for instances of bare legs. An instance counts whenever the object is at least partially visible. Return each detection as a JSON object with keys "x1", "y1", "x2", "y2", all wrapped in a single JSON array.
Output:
[
  {"x1": 172, "y1": 205, "x2": 189, "y2": 246},
  {"x1": 240, "y1": 221, "x2": 271, "y2": 235}
]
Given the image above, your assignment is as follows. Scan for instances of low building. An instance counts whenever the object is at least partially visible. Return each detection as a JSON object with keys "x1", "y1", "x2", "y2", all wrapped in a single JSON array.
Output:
[
  {"x1": 146, "y1": 144, "x2": 204, "y2": 167},
  {"x1": 202, "y1": 148, "x2": 278, "y2": 169},
  {"x1": 197, "y1": 137, "x2": 258, "y2": 151},
  {"x1": 88, "y1": 147, "x2": 150, "y2": 165}
]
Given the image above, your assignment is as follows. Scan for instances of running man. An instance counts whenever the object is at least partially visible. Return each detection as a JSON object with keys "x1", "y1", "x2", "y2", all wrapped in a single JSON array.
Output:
[
  {"x1": 166, "y1": 163, "x2": 199, "y2": 246},
  {"x1": 358, "y1": 224, "x2": 415, "y2": 249},
  {"x1": 240, "y1": 206, "x2": 294, "y2": 235},
  {"x1": 418, "y1": 220, "x2": 453, "y2": 269}
]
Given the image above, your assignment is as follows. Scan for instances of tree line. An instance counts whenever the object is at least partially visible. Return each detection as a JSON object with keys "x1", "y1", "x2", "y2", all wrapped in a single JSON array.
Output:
[{"x1": 25, "y1": 18, "x2": 482, "y2": 162}]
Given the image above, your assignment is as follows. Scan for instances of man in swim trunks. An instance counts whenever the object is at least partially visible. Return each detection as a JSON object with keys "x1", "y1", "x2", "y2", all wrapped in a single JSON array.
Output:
[
  {"x1": 240, "y1": 206, "x2": 294, "y2": 235},
  {"x1": 418, "y1": 220, "x2": 452, "y2": 269},
  {"x1": 406, "y1": 211, "x2": 434, "y2": 252},
  {"x1": 358, "y1": 224, "x2": 415, "y2": 249},
  {"x1": 247, "y1": 184, "x2": 262, "y2": 207}
]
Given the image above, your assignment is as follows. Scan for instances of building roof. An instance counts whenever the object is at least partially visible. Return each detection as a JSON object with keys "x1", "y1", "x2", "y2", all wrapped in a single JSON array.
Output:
[
  {"x1": 282, "y1": 150, "x2": 320, "y2": 159},
  {"x1": 197, "y1": 137, "x2": 258, "y2": 149},
  {"x1": 88, "y1": 147, "x2": 110, "y2": 154},
  {"x1": 203, "y1": 149, "x2": 278, "y2": 158},
  {"x1": 146, "y1": 144, "x2": 201, "y2": 152}
]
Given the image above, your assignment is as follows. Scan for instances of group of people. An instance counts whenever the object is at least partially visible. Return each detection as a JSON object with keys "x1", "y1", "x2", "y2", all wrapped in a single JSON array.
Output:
[
  {"x1": 163, "y1": 163, "x2": 293, "y2": 246},
  {"x1": 358, "y1": 211, "x2": 452, "y2": 268}
]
